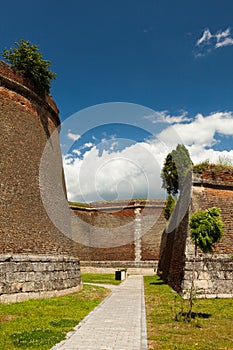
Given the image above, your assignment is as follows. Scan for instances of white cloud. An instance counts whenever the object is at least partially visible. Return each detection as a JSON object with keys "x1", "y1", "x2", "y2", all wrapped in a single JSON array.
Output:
[
  {"x1": 67, "y1": 131, "x2": 81, "y2": 141},
  {"x1": 195, "y1": 27, "x2": 233, "y2": 56},
  {"x1": 63, "y1": 141, "x2": 166, "y2": 202},
  {"x1": 72, "y1": 149, "x2": 81, "y2": 156},
  {"x1": 215, "y1": 28, "x2": 230, "y2": 41},
  {"x1": 158, "y1": 112, "x2": 233, "y2": 147},
  {"x1": 216, "y1": 37, "x2": 233, "y2": 48},
  {"x1": 196, "y1": 29, "x2": 212, "y2": 46},
  {"x1": 63, "y1": 111, "x2": 233, "y2": 202},
  {"x1": 83, "y1": 142, "x2": 93, "y2": 148},
  {"x1": 144, "y1": 110, "x2": 189, "y2": 124}
]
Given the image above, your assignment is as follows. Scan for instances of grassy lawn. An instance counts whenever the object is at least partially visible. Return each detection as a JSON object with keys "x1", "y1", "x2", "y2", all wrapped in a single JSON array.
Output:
[
  {"x1": 81, "y1": 273, "x2": 122, "y2": 285},
  {"x1": 0, "y1": 284, "x2": 109, "y2": 350},
  {"x1": 144, "y1": 275, "x2": 233, "y2": 350}
]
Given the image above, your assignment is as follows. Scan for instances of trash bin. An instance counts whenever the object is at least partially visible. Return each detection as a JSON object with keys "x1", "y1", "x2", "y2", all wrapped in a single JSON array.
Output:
[
  {"x1": 121, "y1": 270, "x2": 126, "y2": 280},
  {"x1": 115, "y1": 269, "x2": 127, "y2": 280},
  {"x1": 115, "y1": 270, "x2": 121, "y2": 280}
]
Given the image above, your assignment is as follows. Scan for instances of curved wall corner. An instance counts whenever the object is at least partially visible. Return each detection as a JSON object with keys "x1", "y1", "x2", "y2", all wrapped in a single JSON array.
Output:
[{"x1": 0, "y1": 62, "x2": 81, "y2": 300}]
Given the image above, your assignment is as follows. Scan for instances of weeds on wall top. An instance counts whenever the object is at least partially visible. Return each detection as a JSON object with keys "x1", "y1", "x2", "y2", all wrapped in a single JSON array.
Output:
[
  {"x1": 193, "y1": 156, "x2": 233, "y2": 174},
  {"x1": 2, "y1": 39, "x2": 56, "y2": 95}
]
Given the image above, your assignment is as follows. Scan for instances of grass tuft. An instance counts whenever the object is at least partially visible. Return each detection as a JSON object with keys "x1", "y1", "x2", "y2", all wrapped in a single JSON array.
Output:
[{"x1": 10, "y1": 330, "x2": 63, "y2": 348}]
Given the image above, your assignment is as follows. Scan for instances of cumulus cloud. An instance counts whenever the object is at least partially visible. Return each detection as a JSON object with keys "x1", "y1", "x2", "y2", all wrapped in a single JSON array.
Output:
[
  {"x1": 67, "y1": 131, "x2": 81, "y2": 141},
  {"x1": 144, "y1": 110, "x2": 189, "y2": 124},
  {"x1": 63, "y1": 111, "x2": 233, "y2": 202},
  {"x1": 158, "y1": 112, "x2": 233, "y2": 147},
  {"x1": 63, "y1": 141, "x2": 166, "y2": 202},
  {"x1": 196, "y1": 29, "x2": 212, "y2": 46},
  {"x1": 216, "y1": 36, "x2": 233, "y2": 48},
  {"x1": 195, "y1": 27, "x2": 233, "y2": 56}
]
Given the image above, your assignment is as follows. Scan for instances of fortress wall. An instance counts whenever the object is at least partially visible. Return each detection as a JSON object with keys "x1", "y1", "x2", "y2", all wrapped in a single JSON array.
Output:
[
  {"x1": 141, "y1": 209, "x2": 166, "y2": 261},
  {"x1": 192, "y1": 171, "x2": 233, "y2": 253},
  {"x1": 70, "y1": 200, "x2": 166, "y2": 265},
  {"x1": 0, "y1": 62, "x2": 81, "y2": 301},
  {"x1": 0, "y1": 61, "x2": 80, "y2": 257},
  {"x1": 158, "y1": 169, "x2": 233, "y2": 298}
]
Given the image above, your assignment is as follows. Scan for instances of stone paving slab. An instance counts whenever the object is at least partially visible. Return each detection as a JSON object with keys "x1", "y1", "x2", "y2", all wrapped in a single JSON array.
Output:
[{"x1": 51, "y1": 275, "x2": 148, "y2": 350}]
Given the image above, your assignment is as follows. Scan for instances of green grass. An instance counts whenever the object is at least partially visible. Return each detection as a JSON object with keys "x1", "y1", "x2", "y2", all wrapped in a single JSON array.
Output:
[
  {"x1": 144, "y1": 275, "x2": 233, "y2": 350},
  {"x1": 68, "y1": 201, "x2": 90, "y2": 208},
  {"x1": 0, "y1": 284, "x2": 109, "y2": 350},
  {"x1": 81, "y1": 273, "x2": 122, "y2": 285}
]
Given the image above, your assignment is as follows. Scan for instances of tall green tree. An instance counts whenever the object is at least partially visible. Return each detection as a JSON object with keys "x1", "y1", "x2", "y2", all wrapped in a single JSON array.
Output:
[
  {"x1": 161, "y1": 144, "x2": 192, "y2": 196},
  {"x1": 164, "y1": 193, "x2": 176, "y2": 220},
  {"x1": 2, "y1": 39, "x2": 56, "y2": 94},
  {"x1": 171, "y1": 144, "x2": 193, "y2": 187},
  {"x1": 161, "y1": 152, "x2": 179, "y2": 196}
]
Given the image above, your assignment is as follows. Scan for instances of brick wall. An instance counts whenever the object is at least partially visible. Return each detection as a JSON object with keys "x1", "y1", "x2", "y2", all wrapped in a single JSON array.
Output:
[
  {"x1": 158, "y1": 169, "x2": 233, "y2": 298},
  {"x1": 0, "y1": 62, "x2": 82, "y2": 301},
  {"x1": 0, "y1": 61, "x2": 81, "y2": 258},
  {"x1": 70, "y1": 201, "x2": 166, "y2": 264}
]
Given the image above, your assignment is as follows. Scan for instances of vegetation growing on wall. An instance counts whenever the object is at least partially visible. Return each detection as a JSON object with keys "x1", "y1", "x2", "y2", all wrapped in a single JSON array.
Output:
[
  {"x1": 193, "y1": 158, "x2": 233, "y2": 174},
  {"x1": 2, "y1": 39, "x2": 56, "y2": 95}
]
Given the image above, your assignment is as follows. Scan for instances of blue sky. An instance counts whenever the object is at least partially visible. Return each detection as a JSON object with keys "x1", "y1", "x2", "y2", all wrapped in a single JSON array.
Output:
[{"x1": 2, "y1": 0, "x2": 233, "y2": 202}]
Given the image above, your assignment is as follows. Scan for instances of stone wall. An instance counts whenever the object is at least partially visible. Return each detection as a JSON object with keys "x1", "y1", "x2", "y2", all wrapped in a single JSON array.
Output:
[
  {"x1": 182, "y1": 254, "x2": 233, "y2": 298},
  {"x1": 158, "y1": 169, "x2": 233, "y2": 298},
  {"x1": 0, "y1": 254, "x2": 82, "y2": 303}
]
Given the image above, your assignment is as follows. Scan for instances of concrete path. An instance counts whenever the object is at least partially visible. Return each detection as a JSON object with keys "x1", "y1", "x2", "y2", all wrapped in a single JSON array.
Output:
[{"x1": 51, "y1": 275, "x2": 148, "y2": 350}]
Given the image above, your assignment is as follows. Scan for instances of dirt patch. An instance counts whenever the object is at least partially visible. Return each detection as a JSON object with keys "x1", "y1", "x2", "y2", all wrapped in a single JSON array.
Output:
[{"x1": 0, "y1": 314, "x2": 17, "y2": 323}]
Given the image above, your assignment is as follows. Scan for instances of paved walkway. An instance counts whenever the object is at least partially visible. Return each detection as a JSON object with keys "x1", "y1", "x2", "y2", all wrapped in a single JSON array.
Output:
[{"x1": 51, "y1": 275, "x2": 148, "y2": 350}]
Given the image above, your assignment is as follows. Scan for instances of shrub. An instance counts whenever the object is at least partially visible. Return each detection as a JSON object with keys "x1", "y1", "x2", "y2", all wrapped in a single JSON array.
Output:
[
  {"x1": 190, "y1": 207, "x2": 224, "y2": 253},
  {"x1": 2, "y1": 39, "x2": 56, "y2": 95}
]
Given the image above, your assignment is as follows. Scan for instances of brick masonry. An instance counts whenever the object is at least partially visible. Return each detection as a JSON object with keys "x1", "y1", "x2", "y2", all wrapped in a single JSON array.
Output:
[
  {"x1": 70, "y1": 200, "x2": 166, "y2": 266},
  {"x1": 158, "y1": 169, "x2": 233, "y2": 298},
  {"x1": 0, "y1": 62, "x2": 82, "y2": 301}
]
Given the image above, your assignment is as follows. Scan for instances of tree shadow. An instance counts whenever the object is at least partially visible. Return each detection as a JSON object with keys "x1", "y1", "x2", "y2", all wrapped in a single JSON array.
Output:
[
  {"x1": 150, "y1": 281, "x2": 165, "y2": 286},
  {"x1": 178, "y1": 312, "x2": 211, "y2": 319}
]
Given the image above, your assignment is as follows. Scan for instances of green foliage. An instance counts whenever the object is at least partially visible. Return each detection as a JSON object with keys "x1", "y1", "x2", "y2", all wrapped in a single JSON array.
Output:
[
  {"x1": 193, "y1": 160, "x2": 210, "y2": 173},
  {"x1": 193, "y1": 159, "x2": 233, "y2": 174},
  {"x1": 161, "y1": 153, "x2": 179, "y2": 195},
  {"x1": 2, "y1": 39, "x2": 56, "y2": 94},
  {"x1": 189, "y1": 207, "x2": 224, "y2": 253},
  {"x1": 164, "y1": 194, "x2": 176, "y2": 220},
  {"x1": 161, "y1": 144, "x2": 192, "y2": 195},
  {"x1": 171, "y1": 144, "x2": 193, "y2": 183}
]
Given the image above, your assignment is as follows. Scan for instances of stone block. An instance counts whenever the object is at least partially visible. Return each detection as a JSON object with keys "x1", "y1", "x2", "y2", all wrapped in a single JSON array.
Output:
[
  {"x1": 22, "y1": 282, "x2": 35, "y2": 292},
  {"x1": 25, "y1": 271, "x2": 35, "y2": 282}
]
